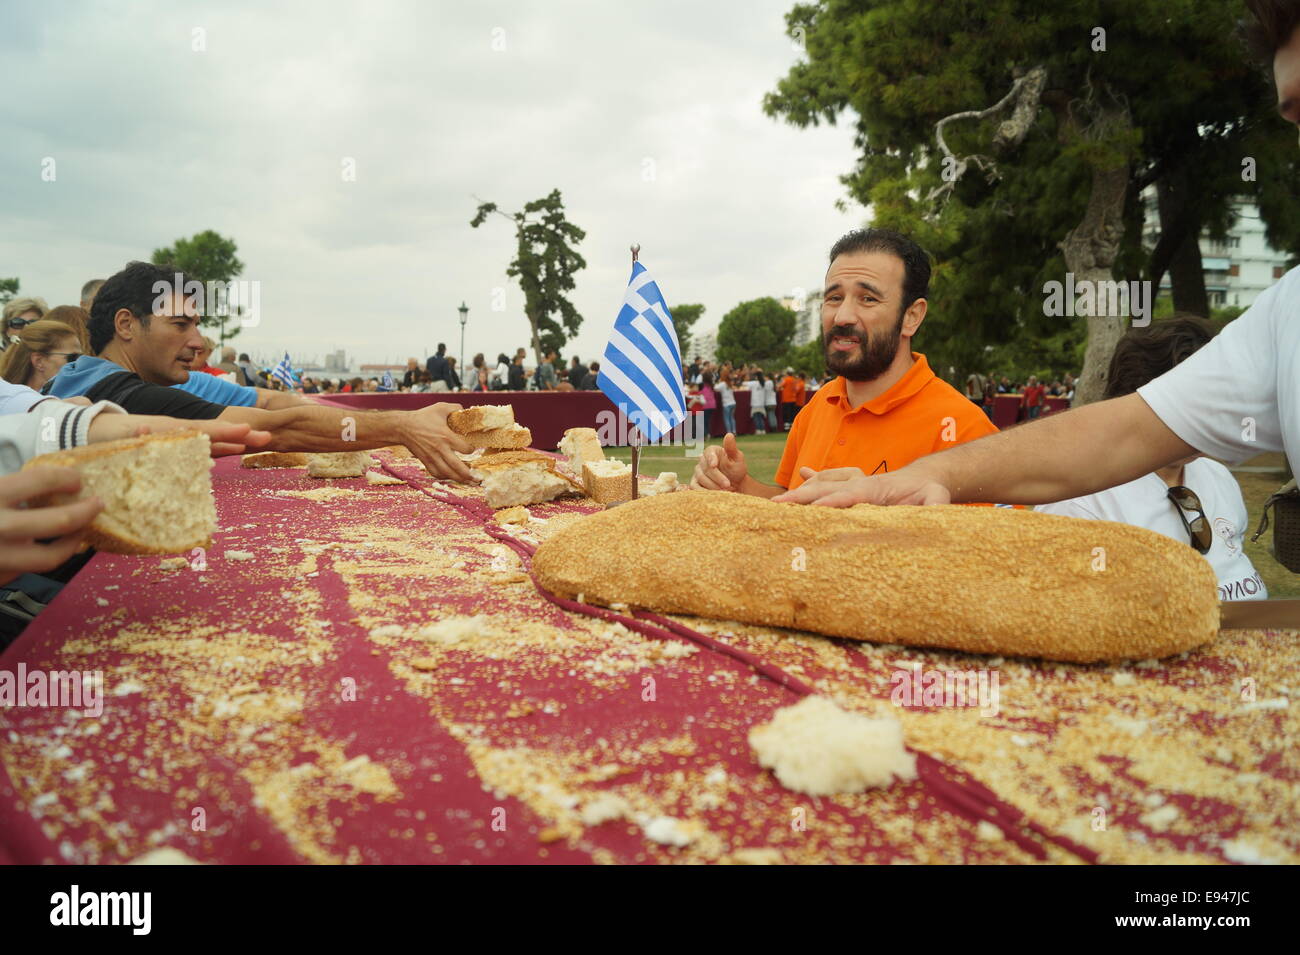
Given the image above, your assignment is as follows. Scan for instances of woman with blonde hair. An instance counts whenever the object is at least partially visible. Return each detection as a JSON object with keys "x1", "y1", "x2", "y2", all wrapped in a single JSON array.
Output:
[
  {"x1": 2, "y1": 296, "x2": 49, "y2": 350},
  {"x1": 0, "y1": 319, "x2": 84, "y2": 391},
  {"x1": 41, "y1": 305, "x2": 91, "y2": 352}
]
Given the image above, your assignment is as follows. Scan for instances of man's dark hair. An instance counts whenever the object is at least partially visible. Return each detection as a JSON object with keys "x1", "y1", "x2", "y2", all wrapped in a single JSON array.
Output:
[
  {"x1": 239, "y1": 353, "x2": 250, "y2": 362},
  {"x1": 1243, "y1": 0, "x2": 1300, "y2": 66},
  {"x1": 1103, "y1": 314, "x2": 1214, "y2": 401},
  {"x1": 88, "y1": 260, "x2": 192, "y2": 355},
  {"x1": 828, "y1": 228, "x2": 932, "y2": 315}
]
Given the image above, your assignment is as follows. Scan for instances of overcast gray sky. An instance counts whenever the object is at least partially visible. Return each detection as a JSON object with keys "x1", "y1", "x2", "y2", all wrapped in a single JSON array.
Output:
[{"x1": 0, "y1": 0, "x2": 862, "y2": 370}]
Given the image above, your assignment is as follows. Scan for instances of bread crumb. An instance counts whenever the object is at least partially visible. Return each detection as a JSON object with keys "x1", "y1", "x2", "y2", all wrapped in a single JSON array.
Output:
[
  {"x1": 365, "y1": 471, "x2": 405, "y2": 486},
  {"x1": 1139, "y1": 805, "x2": 1181, "y2": 830},
  {"x1": 158, "y1": 557, "x2": 187, "y2": 570},
  {"x1": 642, "y1": 815, "x2": 699, "y2": 846},
  {"x1": 748, "y1": 696, "x2": 916, "y2": 796},
  {"x1": 127, "y1": 847, "x2": 204, "y2": 865},
  {"x1": 493, "y1": 506, "x2": 529, "y2": 525},
  {"x1": 1111, "y1": 671, "x2": 1137, "y2": 686},
  {"x1": 976, "y1": 821, "x2": 1004, "y2": 841},
  {"x1": 415, "y1": 615, "x2": 492, "y2": 645},
  {"x1": 721, "y1": 848, "x2": 783, "y2": 864},
  {"x1": 224, "y1": 550, "x2": 255, "y2": 561},
  {"x1": 580, "y1": 794, "x2": 630, "y2": 826}
]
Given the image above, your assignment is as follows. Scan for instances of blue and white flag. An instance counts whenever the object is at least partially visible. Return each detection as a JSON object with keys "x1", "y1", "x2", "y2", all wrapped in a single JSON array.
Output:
[
  {"x1": 597, "y1": 260, "x2": 687, "y2": 442},
  {"x1": 271, "y1": 352, "x2": 297, "y2": 390},
  {"x1": 380, "y1": 369, "x2": 396, "y2": 392}
]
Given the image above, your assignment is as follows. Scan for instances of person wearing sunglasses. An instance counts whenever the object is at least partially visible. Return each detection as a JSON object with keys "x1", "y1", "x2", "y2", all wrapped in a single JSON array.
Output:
[
  {"x1": 1, "y1": 296, "x2": 49, "y2": 350},
  {"x1": 1033, "y1": 316, "x2": 1267, "y2": 603},
  {"x1": 0, "y1": 318, "x2": 84, "y2": 392}
]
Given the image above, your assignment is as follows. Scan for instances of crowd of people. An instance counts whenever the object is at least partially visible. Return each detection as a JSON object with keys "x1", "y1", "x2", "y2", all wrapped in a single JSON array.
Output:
[{"x1": 963, "y1": 371, "x2": 1076, "y2": 422}]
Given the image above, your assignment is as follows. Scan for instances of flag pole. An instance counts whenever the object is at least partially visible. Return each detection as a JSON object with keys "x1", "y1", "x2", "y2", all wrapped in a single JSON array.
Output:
[{"x1": 629, "y1": 243, "x2": 641, "y2": 500}]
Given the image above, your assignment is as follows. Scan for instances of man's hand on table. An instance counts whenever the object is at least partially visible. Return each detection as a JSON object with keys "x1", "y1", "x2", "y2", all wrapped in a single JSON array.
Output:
[
  {"x1": 691, "y1": 433, "x2": 749, "y2": 491},
  {"x1": 88, "y1": 414, "x2": 273, "y2": 457},
  {"x1": 773, "y1": 463, "x2": 952, "y2": 507},
  {"x1": 0, "y1": 468, "x2": 102, "y2": 587},
  {"x1": 398, "y1": 403, "x2": 474, "y2": 481}
]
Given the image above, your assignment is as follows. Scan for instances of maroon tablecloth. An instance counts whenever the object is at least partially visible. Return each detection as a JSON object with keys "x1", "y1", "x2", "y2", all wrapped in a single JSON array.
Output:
[{"x1": 310, "y1": 390, "x2": 758, "y2": 446}]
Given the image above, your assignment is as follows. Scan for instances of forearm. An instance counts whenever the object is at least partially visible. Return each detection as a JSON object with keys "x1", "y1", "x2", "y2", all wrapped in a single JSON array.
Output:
[
  {"x1": 219, "y1": 405, "x2": 403, "y2": 452},
  {"x1": 916, "y1": 393, "x2": 1195, "y2": 504},
  {"x1": 256, "y1": 388, "x2": 310, "y2": 409},
  {"x1": 739, "y1": 474, "x2": 786, "y2": 499}
]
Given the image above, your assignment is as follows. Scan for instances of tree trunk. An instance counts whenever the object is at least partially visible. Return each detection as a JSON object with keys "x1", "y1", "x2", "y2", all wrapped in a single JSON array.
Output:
[
  {"x1": 1058, "y1": 101, "x2": 1133, "y2": 408},
  {"x1": 1155, "y1": 166, "x2": 1210, "y2": 317}
]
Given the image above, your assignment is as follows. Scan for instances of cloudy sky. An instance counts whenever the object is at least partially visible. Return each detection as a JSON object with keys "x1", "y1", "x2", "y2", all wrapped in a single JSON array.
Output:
[{"x1": 0, "y1": 0, "x2": 862, "y2": 371}]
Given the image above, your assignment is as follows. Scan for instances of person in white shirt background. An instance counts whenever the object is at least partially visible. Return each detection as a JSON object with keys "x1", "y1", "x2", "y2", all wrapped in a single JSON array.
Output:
[
  {"x1": 762, "y1": 373, "x2": 778, "y2": 433},
  {"x1": 1035, "y1": 316, "x2": 1267, "y2": 602},
  {"x1": 716, "y1": 374, "x2": 736, "y2": 435},
  {"x1": 746, "y1": 370, "x2": 767, "y2": 433}
]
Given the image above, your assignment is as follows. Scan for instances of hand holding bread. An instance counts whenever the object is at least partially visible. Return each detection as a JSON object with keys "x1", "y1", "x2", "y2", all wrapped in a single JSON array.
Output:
[
  {"x1": 691, "y1": 433, "x2": 748, "y2": 491},
  {"x1": 398, "y1": 403, "x2": 474, "y2": 482},
  {"x1": 0, "y1": 467, "x2": 103, "y2": 586}
]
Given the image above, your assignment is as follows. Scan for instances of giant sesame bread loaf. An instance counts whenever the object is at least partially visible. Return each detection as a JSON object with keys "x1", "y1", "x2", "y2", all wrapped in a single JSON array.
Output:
[
  {"x1": 531, "y1": 492, "x2": 1221, "y2": 663},
  {"x1": 22, "y1": 430, "x2": 215, "y2": 556}
]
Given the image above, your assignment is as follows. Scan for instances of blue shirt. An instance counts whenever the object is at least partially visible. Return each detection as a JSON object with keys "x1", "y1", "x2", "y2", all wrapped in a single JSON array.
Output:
[{"x1": 174, "y1": 369, "x2": 257, "y2": 407}]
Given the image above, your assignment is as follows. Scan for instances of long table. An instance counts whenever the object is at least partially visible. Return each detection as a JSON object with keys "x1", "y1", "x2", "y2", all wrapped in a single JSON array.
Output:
[
  {"x1": 1, "y1": 453, "x2": 1296, "y2": 864},
  {"x1": 310, "y1": 390, "x2": 760, "y2": 448}
]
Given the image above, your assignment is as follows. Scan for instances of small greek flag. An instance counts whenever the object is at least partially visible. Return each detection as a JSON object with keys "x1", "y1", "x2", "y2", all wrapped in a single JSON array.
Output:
[
  {"x1": 271, "y1": 352, "x2": 297, "y2": 390},
  {"x1": 380, "y1": 369, "x2": 396, "y2": 392},
  {"x1": 597, "y1": 260, "x2": 687, "y2": 442}
]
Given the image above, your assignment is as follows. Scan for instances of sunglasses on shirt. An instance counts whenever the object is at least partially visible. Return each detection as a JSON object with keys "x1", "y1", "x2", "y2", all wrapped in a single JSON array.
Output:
[{"x1": 1166, "y1": 484, "x2": 1212, "y2": 554}]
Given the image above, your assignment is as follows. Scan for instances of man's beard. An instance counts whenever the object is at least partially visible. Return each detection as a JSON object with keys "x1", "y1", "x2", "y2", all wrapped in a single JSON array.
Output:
[{"x1": 823, "y1": 312, "x2": 904, "y2": 381}]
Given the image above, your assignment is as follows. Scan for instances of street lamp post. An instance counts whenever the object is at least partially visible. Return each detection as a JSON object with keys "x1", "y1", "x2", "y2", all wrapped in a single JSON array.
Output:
[{"x1": 458, "y1": 302, "x2": 469, "y2": 392}]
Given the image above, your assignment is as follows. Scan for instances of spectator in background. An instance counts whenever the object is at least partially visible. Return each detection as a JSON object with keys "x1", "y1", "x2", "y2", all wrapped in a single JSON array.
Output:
[
  {"x1": 237, "y1": 353, "x2": 264, "y2": 388},
  {"x1": 470, "y1": 353, "x2": 489, "y2": 392},
  {"x1": 567, "y1": 355, "x2": 585, "y2": 389},
  {"x1": 2, "y1": 297, "x2": 48, "y2": 350},
  {"x1": 189, "y1": 336, "x2": 225, "y2": 376},
  {"x1": 426, "y1": 343, "x2": 450, "y2": 390},
  {"x1": 746, "y1": 370, "x2": 767, "y2": 433},
  {"x1": 1022, "y1": 375, "x2": 1046, "y2": 420},
  {"x1": 763, "y1": 372, "x2": 778, "y2": 432},
  {"x1": 716, "y1": 373, "x2": 736, "y2": 435},
  {"x1": 778, "y1": 368, "x2": 798, "y2": 431},
  {"x1": 981, "y1": 372, "x2": 997, "y2": 421},
  {"x1": 795, "y1": 372, "x2": 808, "y2": 412},
  {"x1": 580, "y1": 361, "x2": 599, "y2": 390},
  {"x1": 402, "y1": 357, "x2": 421, "y2": 390},
  {"x1": 446, "y1": 356, "x2": 462, "y2": 391},
  {"x1": 217, "y1": 345, "x2": 241, "y2": 380},
  {"x1": 964, "y1": 372, "x2": 985, "y2": 406},
  {"x1": 697, "y1": 371, "x2": 717, "y2": 438},
  {"x1": 80, "y1": 279, "x2": 105, "y2": 311},
  {"x1": 0, "y1": 319, "x2": 83, "y2": 391},
  {"x1": 38, "y1": 306, "x2": 90, "y2": 353},
  {"x1": 492, "y1": 353, "x2": 510, "y2": 391},
  {"x1": 687, "y1": 356, "x2": 700, "y2": 382},
  {"x1": 508, "y1": 353, "x2": 527, "y2": 390},
  {"x1": 537, "y1": 350, "x2": 558, "y2": 391}
]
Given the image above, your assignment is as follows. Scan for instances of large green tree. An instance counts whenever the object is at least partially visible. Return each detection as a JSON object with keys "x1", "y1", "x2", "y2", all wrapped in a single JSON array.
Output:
[
  {"x1": 151, "y1": 230, "x2": 245, "y2": 342},
  {"x1": 766, "y1": 0, "x2": 1300, "y2": 404},
  {"x1": 471, "y1": 190, "x2": 587, "y2": 363},
  {"x1": 0, "y1": 278, "x2": 18, "y2": 307},
  {"x1": 669, "y1": 303, "x2": 706, "y2": 360},
  {"x1": 716, "y1": 297, "x2": 798, "y2": 365}
]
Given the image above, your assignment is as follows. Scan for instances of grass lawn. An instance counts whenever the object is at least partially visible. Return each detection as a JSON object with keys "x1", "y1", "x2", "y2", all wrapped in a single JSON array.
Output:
[{"x1": 608, "y1": 436, "x2": 1298, "y2": 598}]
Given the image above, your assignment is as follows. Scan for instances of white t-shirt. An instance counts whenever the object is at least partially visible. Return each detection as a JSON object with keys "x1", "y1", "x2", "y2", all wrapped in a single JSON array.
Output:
[
  {"x1": 763, "y1": 379, "x2": 777, "y2": 409},
  {"x1": 746, "y1": 380, "x2": 766, "y2": 411},
  {"x1": 1035, "y1": 458, "x2": 1267, "y2": 602},
  {"x1": 1138, "y1": 267, "x2": 1299, "y2": 478},
  {"x1": 716, "y1": 381, "x2": 735, "y2": 407}
]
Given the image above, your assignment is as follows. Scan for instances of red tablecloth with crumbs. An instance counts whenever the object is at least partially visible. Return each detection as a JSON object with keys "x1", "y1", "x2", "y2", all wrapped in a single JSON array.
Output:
[
  {"x1": 0, "y1": 454, "x2": 1296, "y2": 865},
  {"x1": 308, "y1": 390, "x2": 756, "y2": 447}
]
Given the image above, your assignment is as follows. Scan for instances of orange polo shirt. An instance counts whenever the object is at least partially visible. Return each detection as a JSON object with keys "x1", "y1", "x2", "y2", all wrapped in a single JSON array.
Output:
[
  {"x1": 794, "y1": 378, "x2": 807, "y2": 406},
  {"x1": 779, "y1": 375, "x2": 798, "y2": 404},
  {"x1": 775, "y1": 353, "x2": 999, "y2": 490}
]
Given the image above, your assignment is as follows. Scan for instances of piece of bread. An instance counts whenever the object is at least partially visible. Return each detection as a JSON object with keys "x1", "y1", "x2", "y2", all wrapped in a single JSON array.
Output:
[
  {"x1": 531, "y1": 492, "x2": 1221, "y2": 663},
  {"x1": 640, "y1": 471, "x2": 680, "y2": 497},
  {"x1": 460, "y1": 424, "x2": 532, "y2": 450},
  {"x1": 22, "y1": 431, "x2": 215, "y2": 556},
  {"x1": 472, "y1": 459, "x2": 580, "y2": 509},
  {"x1": 306, "y1": 451, "x2": 375, "y2": 478},
  {"x1": 582, "y1": 459, "x2": 633, "y2": 504},
  {"x1": 241, "y1": 451, "x2": 311, "y2": 469},
  {"x1": 558, "y1": 427, "x2": 605, "y2": 474},
  {"x1": 448, "y1": 405, "x2": 517, "y2": 435}
]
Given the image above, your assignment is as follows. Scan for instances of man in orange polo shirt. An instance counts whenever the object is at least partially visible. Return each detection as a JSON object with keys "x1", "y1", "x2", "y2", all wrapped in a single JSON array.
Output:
[
  {"x1": 691, "y1": 227, "x2": 996, "y2": 495},
  {"x1": 778, "y1": 368, "x2": 799, "y2": 431}
]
